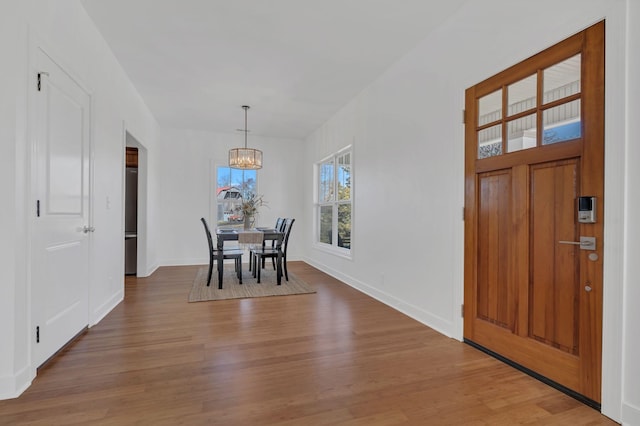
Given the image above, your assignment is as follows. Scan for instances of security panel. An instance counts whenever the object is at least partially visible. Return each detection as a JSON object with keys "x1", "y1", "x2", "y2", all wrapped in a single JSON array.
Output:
[{"x1": 578, "y1": 196, "x2": 596, "y2": 223}]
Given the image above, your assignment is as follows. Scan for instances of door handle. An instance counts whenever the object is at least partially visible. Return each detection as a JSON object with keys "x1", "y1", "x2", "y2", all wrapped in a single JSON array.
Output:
[
  {"x1": 82, "y1": 226, "x2": 95, "y2": 233},
  {"x1": 558, "y1": 236, "x2": 595, "y2": 250}
]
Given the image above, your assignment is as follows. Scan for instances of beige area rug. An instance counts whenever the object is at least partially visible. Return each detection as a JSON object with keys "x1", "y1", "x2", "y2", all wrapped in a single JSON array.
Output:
[{"x1": 188, "y1": 266, "x2": 316, "y2": 302}]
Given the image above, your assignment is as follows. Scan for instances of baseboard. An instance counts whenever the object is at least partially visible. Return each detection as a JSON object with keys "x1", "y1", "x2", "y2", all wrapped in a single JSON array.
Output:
[
  {"x1": 142, "y1": 262, "x2": 160, "y2": 277},
  {"x1": 90, "y1": 289, "x2": 124, "y2": 327},
  {"x1": 0, "y1": 365, "x2": 33, "y2": 400},
  {"x1": 159, "y1": 257, "x2": 206, "y2": 267},
  {"x1": 302, "y1": 257, "x2": 455, "y2": 338},
  {"x1": 622, "y1": 402, "x2": 640, "y2": 426}
]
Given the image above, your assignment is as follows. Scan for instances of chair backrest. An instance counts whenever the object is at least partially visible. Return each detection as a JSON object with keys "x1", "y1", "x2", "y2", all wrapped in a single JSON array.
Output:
[
  {"x1": 201, "y1": 217, "x2": 214, "y2": 254},
  {"x1": 270, "y1": 217, "x2": 286, "y2": 248},
  {"x1": 281, "y1": 218, "x2": 295, "y2": 255}
]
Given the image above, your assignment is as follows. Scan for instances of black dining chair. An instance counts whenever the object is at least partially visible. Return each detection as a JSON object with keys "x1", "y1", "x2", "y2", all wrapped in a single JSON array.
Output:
[
  {"x1": 250, "y1": 217, "x2": 286, "y2": 273},
  {"x1": 251, "y1": 218, "x2": 294, "y2": 283},
  {"x1": 201, "y1": 218, "x2": 243, "y2": 288}
]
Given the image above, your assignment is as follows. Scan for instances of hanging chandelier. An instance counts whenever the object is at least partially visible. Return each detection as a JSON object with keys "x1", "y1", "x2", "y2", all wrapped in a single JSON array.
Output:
[{"x1": 229, "y1": 105, "x2": 262, "y2": 170}]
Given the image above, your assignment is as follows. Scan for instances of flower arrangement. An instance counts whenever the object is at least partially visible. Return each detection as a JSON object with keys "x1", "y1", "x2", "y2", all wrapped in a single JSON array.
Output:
[{"x1": 237, "y1": 193, "x2": 267, "y2": 219}]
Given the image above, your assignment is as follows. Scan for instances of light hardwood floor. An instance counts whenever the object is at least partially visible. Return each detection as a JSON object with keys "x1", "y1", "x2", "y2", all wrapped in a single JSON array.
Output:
[{"x1": 0, "y1": 262, "x2": 617, "y2": 425}]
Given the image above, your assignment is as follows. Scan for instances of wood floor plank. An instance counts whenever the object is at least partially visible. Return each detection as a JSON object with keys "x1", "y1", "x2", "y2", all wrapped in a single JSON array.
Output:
[{"x1": 0, "y1": 262, "x2": 616, "y2": 425}]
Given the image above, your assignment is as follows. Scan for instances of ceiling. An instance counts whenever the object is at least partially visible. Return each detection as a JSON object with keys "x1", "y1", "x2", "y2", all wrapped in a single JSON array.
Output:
[{"x1": 81, "y1": 0, "x2": 467, "y2": 139}]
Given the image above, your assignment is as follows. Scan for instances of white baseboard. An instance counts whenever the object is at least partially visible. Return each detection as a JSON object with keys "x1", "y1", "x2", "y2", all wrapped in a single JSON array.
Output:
[
  {"x1": 302, "y1": 257, "x2": 454, "y2": 338},
  {"x1": 90, "y1": 289, "x2": 124, "y2": 327},
  {"x1": 0, "y1": 365, "x2": 33, "y2": 400},
  {"x1": 159, "y1": 258, "x2": 207, "y2": 267},
  {"x1": 622, "y1": 402, "x2": 640, "y2": 426},
  {"x1": 142, "y1": 262, "x2": 160, "y2": 277}
]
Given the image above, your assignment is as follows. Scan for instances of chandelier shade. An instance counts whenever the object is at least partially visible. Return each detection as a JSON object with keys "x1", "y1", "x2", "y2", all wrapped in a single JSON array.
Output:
[
  {"x1": 229, "y1": 105, "x2": 263, "y2": 170},
  {"x1": 229, "y1": 147, "x2": 263, "y2": 170}
]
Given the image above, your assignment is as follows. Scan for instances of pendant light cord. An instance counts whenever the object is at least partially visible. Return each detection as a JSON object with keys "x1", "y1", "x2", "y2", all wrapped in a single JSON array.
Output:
[{"x1": 243, "y1": 105, "x2": 249, "y2": 149}]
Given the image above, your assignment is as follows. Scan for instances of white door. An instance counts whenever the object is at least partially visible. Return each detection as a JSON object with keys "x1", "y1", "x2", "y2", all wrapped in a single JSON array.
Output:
[{"x1": 32, "y1": 49, "x2": 91, "y2": 367}]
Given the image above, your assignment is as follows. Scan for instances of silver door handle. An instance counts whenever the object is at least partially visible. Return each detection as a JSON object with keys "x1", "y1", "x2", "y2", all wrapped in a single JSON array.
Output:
[
  {"x1": 82, "y1": 226, "x2": 95, "y2": 233},
  {"x1": 558, "y1": 236, "x2": 596, "y2": 250}
]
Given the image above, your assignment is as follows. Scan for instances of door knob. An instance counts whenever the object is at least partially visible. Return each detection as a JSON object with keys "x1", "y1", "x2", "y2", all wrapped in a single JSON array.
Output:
[
  {"x1": 585, "y1": 285, "x2": 592, "y2": 292},
  {"x1": 82, "y1": 226, "x2": 95, "y2": 233}
]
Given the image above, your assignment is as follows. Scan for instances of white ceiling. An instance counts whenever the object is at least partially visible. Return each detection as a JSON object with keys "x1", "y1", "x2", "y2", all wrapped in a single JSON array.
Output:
[{"x1": 80, "y1": 0, "x2": 467, "y2": 139}]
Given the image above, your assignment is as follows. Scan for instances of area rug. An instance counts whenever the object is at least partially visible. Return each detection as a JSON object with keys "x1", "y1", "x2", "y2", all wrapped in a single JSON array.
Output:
[{"x1": 188, "y1": 266, "x2": 316, "y2": 302}]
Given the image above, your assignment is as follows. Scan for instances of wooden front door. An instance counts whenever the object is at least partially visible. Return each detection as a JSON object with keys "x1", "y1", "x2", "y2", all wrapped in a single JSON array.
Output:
[{"x1": 463, "y1": 22, "x2": 604, "y2": 404}]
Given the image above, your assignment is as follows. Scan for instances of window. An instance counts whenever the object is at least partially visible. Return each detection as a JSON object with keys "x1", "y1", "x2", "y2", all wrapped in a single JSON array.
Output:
[
  {"x1": 477, "y1": 54, "x2": 582, "y2": 159},
  {"x1": 216, "y1": 166, "x2": 257, "y2": 227},
  {"x1": 316, "y1": 148, "x2": 352, "y2": 254}
]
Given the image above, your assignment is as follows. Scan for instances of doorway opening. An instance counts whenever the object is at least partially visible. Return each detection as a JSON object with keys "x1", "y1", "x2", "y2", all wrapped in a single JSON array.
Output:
[{"x1": 124, "y1": 130, "x2": 148, "y2": 277}]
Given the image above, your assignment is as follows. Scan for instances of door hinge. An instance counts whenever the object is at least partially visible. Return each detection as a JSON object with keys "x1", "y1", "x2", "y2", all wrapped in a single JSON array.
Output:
[
  {"x1": 461, "y1": 304, "x2": 464, "y2": 318},
  {"x1": 462, "y1": 109, "x2": 466, "y2": 124},
  {"x1": 37, "y1": 72, "x2": 49, "y2": 92},
  {"x1": 36, "y1": 326, "x2": 40, "y2": 343},
  {"x1": 36, "y1": 200, "x2": 40, "y2": 217}
]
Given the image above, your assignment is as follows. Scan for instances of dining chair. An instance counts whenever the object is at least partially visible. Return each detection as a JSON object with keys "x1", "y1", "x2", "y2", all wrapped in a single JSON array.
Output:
[
  {"x1": 201, "y1": 218, "x2": 243, "y2": 288},
  {"x1": 249, "y1": 217, "x2": 286, "y2": 273},
  {"x1": 251, "y1": 218, "x2": 295, "y2": 283}
]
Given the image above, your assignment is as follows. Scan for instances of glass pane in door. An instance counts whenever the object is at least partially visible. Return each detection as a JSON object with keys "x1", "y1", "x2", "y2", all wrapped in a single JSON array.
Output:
[
  {"x1": 543, "y1": 100, "x2": 581, "y2": 145},
  {"x1": 508, "y1": 74, "x2": 537, "y2": 116},
  {"x1": 507, "y1": 114, "x2": 537, "y2": 152},
  {"x1": 543, "y1": 54, "x2": 581, "y2": 104},
  {"x1": 478, "y1": 90, "x2": 502, "y2": 125},
  {"x1": 478, "y1": 124, "x2": 502, "y2": 159}
]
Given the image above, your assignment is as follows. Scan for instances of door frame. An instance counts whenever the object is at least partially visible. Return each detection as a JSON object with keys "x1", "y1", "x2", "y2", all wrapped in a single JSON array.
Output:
[
  {"x1": 463, "y1": 22, "x2": 604, "y2": 405},
  {"x1": 123, "y1": 127, "x2": 149, "y2": 277},
  {"x1": 454, "y1": 13, "x2": 626, "y2": 421}
]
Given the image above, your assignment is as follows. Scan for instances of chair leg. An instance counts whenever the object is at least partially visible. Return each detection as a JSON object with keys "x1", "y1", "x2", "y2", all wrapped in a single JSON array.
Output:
[
  {"x1": 283, "y1": 254, "x2": 289, "y2": 281},
  {"x1": 206, "y1": 254, "x2": 213, "y2": 286},
  {"x1": 237, "y1": 257, "x2": 243, "y2": 284}
]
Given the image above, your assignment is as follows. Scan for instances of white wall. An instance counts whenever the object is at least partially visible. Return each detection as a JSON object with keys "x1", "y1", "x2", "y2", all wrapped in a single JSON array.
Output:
[
  {"x1": 0, "y1": 0, "x2": 159, "y2": 399},
  {"x1": 302, "y1": 0, "x2": 632, "y2": 423},
  {"x1": 156, "y1": 127, "x2": 305, "y2": 266},
  {"x1": 623, "y1": 1, "x2": 640, "y2": 424},
  {"x1": 0, "y1": 0, "x2": 21, "y2": 392}
]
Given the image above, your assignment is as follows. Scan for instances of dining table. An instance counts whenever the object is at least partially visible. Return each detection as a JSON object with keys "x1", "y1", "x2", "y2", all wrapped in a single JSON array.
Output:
[{"x1": 215, "y1": 227, "x2": 284, "y2": 287}]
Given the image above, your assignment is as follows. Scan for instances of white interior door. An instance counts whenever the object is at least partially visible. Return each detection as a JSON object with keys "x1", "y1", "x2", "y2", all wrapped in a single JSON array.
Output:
[{"x1": 32, "y1": 49, "x2": 91, "y2": 367}]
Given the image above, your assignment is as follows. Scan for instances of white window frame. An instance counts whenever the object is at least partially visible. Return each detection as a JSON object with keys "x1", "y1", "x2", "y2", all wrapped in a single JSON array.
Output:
[{"x1": 314, "y1": 146, "x2": 352, "y2": 258}]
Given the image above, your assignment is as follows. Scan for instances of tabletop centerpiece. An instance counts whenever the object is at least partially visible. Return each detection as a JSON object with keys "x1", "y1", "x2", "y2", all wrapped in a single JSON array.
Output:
[{"x1": 237, "y1": 193, "x2": 267, "y2": 230}]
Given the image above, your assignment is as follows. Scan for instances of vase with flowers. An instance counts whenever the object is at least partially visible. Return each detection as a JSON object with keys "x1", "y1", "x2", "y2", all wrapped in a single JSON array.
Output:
[{"x1": 236, "y1": 193, "x2": 267, "y2": 230}]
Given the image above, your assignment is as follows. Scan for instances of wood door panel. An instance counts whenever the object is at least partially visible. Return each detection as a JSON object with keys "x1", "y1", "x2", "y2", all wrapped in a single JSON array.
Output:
[
  {"x1": 530, "y1": 160, "x2": 580, "y2": 354},
  {"x1": 476, "y1": 171, "x2": 514, "y2": 330},
  {"x1": 474, "y1": 320, "x2": 580, "y2": 390}
]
